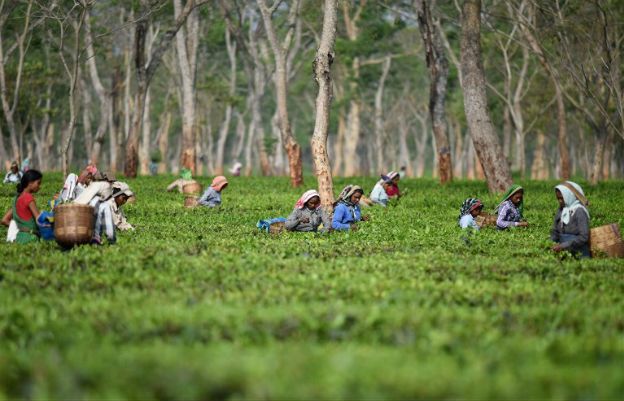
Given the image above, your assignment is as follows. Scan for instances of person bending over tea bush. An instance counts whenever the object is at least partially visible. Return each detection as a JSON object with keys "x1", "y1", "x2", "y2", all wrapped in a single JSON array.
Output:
[
  {"x1": 385, "y1": 170, "x2": 401, "y2": 198},
  {"x1": 458, "y1": 198, "x2": 484, "y2": 230},
  {"x1": 495, "y1": 184, "x2": 528, "y2": 230},
  {"x1": 551, "y1": 181, "x2": 591, "y2": 258},
  {"x1": 1, "y1": 169, "x2": 43, "y2": 244},
  {"x1": 332, "y1": 185, "x2": 369, "y2": 231},
  {"x1": 198, "y1": 176, "x2": 228, "y2": 208},
  {"x1": 166, "y1": 168, "x2": 197, "y2": 193},
  {"x1": 59, "y1": 164, "x2": 98, "y2": 202},
  {"x1": 370, "y1": 175, "x2": 392, "y2": 207},
  {"x1": 93, "y1": 182, "x2": 134, "y2": 245},
  {"x1": 285, "y1": 190, "x2": 331, "y2": 233}
]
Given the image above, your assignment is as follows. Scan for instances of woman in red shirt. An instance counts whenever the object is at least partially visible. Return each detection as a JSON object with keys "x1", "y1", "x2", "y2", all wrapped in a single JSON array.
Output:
[
  {"x1": 2, "y1": 169, "x2": 43, "y2": 243},
  {"x1": 385, "y1": 171, "x2": 401, "y2": 198}
]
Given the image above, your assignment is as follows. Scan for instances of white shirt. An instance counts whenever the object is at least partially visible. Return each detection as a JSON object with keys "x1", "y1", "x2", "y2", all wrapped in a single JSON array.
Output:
[
  {"x1": 459, "y1": 214, "x2": 479, "y2": 230},
  {"x1": 370, "y1": 183, "x2": 388, "y2": 207}
]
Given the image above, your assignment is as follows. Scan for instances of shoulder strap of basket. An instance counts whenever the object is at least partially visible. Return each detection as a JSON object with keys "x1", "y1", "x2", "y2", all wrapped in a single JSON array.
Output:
[{"x1": 561, "y1": 182, "x2": 589, "y2": 206}]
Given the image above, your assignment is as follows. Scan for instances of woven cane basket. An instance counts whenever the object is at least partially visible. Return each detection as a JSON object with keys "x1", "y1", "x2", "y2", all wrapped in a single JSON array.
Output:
[
  {"x1": 184, "y1": 196, "x2": 198, "y2": 208},
  {"x1": 590, "y1": 223, "x2": 624, "y2": 257},
  {"x1": 269, "y1": 221, "x2": 285, "y2": 234},
  {"x1": 475, "y1": 213, "x2": 497, "y2": 228},
  {"x1": 182, "y1": 181, "x2": 202, "y2": 195},
  {"x1": 54, "y1": 203, "x2": 95, "y2": 247}
]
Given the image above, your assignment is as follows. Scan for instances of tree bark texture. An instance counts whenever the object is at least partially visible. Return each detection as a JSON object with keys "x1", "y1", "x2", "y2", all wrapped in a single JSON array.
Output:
[
  {"x1": 415, "y1": 0, "x2": 453, "y2": 183},
  {"x1": 311, "y1": 0, "x2": 337, "y2": 211},
  {"x1": 460, "y1": 0, "x2": 512, "y2": 193},
  {"x1": 257, "y1": 0, "x2": 303, "y2": 187}
]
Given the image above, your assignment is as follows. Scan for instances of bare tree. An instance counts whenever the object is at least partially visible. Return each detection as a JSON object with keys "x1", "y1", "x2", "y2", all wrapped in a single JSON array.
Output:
[
  {"x1": 414, "y1": 0, "x2": 453, "y2": 183},
  {"x1": 460, "y1": 0, "x2": 512, "y2": 193},
  {"x1": 311, "y1": 0, "x2": 337, "y2": 210},
  {"x1": 257, "y1": 0, "x2": 304, "y2": 187}
]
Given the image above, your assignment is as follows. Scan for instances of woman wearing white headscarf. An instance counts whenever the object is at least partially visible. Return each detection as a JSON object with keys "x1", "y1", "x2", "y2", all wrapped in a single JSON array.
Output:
[{"x1": 551, "y1": 181, "x2": 590, "y2": 257}]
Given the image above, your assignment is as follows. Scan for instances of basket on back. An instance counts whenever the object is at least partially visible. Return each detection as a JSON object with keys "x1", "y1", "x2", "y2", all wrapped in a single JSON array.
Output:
[
  {"x1": 184, "y1": 196, "x2": 198, "y2": 208},
  {"x1": 475, "y1": 213, "x2": 497, "y2": 228},
  {"x1": 182, "y1": 181, "x2": 202, "y2": 195},
  {"x1": 54, "y1": 203, "x2": 95, "y2": 248},
  {"x1": 590, "y1": 223, "x2": 624, "y2": 257}
]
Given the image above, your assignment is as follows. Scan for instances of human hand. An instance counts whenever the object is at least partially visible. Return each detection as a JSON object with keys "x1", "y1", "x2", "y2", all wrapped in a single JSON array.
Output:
[
  {"x1": 361, "y1": 215, "x2": 370, "y2": 222},
  {"x1": 350, "y1": 224, "x2": 358, "y2": 231},
  {"x1": 516, "y1": 221, "x2": 528, "y2": 228},
  {"x1": 552, "y1": 244, "x2": 563, "y2": 252},
  {"x1": 301, "y1": 218, "x2": 310, "y2": 223}
]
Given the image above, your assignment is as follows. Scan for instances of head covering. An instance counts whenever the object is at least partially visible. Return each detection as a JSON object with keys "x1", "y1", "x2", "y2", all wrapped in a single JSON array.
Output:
[
  {"x1": 295, "y1": 189, "x2": 321, "y2": 209},
  {"x1": 180, "y1": 168, "x2": 192, "y2": 180},
  {"x1": 112, "y1": 181, "x2": 134, "y2": 198},
  {"x1": 495, "y1": 184, "x2": 523, "y2": 217},
  {"x1": 458, "y1": 198, "x2": 483, "y2": 223},
  {"x1": 211, "y1": 175, "x2": 228, "y2": 191},
  {"x1": 555, "y1": 181, "x2": 589, "y2": 224},
  {"x1": 387, "y1": 171, "x2": 400, "y2": 181},
  {"x1": 335, "y1": 184, "x2": 363, "y2": 207}
]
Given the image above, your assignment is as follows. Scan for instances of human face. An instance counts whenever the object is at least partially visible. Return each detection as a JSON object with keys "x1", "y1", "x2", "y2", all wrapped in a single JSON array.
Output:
[
  {"x1": 382, "y1": 182, "x2": 391, "y2": 190},
  {"x1": 29, "y1": 179, "x2": 42, "y2": 193},
  {"x1": 392, "y1": 175, "x2": 400, "y2": 184},
  {"x1": 115, "y1": 194, "x2": 129, "y2": 207},
  {"x1": 11, "y1": 165, "x2": 18, "y2": 173},
  {"x1": 510, "y1": 190, "x2": 523, "y2": 206},
  {"x1": 555, "y1": 189, "x2": 565, "y2": 209},
  {"x1": 306, "y1": 196, "x2": 320, "y2": 210},
  {"x1": 220, "y1": 183, "x2": 228, "y2": 191},
  {"x1": 470, "y1": 206, "x2": 482, "y2": 218},
  {"x1": 350, "y1": 191, "x2": 362, "y2": 205}
]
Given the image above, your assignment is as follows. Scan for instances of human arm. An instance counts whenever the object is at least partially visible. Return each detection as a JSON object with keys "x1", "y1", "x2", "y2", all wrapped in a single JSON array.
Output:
[
  {"x1": 285, "y1": 209, "x2": 302, "y2": 231},
  {"x1": 27, "y1": 199, "x2": 41, "y2": 220},
  {"x1": 1, "y1": 209, "x2": 11, "y2": 226},
  {"x1": 3, "y1": 173, "x2": 9, "y2": 183},
  {"x1": 197, "y1": 188, "x2": 216, "y2": 206},
  {"x1": 550, "y1": 211, "x2": 561, "y2": 242},
  {"x1": 331, "y1": 204, "x2": 351, "y2": 231}
]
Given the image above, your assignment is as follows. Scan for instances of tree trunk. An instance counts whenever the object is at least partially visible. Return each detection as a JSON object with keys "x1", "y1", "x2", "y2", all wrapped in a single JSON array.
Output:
[
  {"x1": 257, "y1": 0, "x2": 304, "y2": 187},
  {"x1": 531, "y1": 130, "x2": 548, "y2": 180},
  {"x1": 311, "y1": 0, "x2": 337, "y2": 211},
  {"x1": 157, "y1": 111, "x2": 171, "y2": 173},
  {"x1": 215, "y1": 26, "x2": 236, "y2": 174},
  {"x1": 374, "y1": 56, "x2": 391, "y2": 173},
  {"x1": 415, "y1": 0, "x2": 453, "y2": 183},
  {"x1": 333, "y1": 110, "x2": 346, "y2": 175},
  {"x1": 460, "y1": 0, "x2": 512, "y2": 193},
  {"x1": 343, "y1": 58, "x2": 361, "y2": 176}
]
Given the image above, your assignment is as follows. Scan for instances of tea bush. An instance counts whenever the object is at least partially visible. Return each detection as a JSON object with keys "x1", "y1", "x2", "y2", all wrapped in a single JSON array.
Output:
[{"x1": 0, "y1": 174, "x2": 623, "y2": 399}]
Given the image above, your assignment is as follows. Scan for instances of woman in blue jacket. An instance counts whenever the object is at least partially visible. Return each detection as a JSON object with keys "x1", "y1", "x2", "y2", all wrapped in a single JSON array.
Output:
[{"x1": 332, "y1": 185, "x2": 368, "y2": 231}]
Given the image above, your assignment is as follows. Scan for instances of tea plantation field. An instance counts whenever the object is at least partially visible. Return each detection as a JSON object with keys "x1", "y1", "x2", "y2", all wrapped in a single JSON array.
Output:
[{"x1": 1, "y1": 174, "x2": 623, "y2": 399}]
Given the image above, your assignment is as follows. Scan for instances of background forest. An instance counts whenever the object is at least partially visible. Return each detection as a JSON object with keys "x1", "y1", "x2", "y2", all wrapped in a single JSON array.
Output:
[{"x1": 0, "y1": 0, "x2": 623, "y2": 183}]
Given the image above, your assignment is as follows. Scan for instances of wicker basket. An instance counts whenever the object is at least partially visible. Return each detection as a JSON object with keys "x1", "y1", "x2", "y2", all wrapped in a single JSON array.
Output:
[
  {"x1": 475, "y1": 213, "x2": 497, "y2": 228},
  {"x1": 54, "y1": 203, "x2": 95, "y2": 248},
  {"x1": 591, "y1": 223, "x2": 624, "y2": 257},
  {"x1": 269, "y1": 221, "x2": 285, "y2": 234},
  {"x1": 184, "y1": 196, "x2": 198, "y2": 208},
  {"x1": 182, "y1": 181, "x2": 202, "y2": 195}
]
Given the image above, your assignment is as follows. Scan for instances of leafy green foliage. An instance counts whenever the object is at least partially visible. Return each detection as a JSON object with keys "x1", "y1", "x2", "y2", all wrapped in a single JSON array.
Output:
[{"x1": 0, "y1": 175, "x2": 623, "y2": 399}]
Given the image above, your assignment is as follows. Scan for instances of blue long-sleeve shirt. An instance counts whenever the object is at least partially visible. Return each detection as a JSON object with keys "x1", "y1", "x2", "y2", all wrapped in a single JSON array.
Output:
[
  {"x1": 198, "y1": 187, "x2": 221, "y2": 207},
  {"x1": 332, "y1": 202, "x2": 361, "y2": 230}
]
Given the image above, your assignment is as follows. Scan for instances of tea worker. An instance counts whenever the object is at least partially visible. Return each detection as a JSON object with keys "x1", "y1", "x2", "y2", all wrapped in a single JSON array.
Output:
[
  {"x1": 551, "y1": 181, "x2": 590, "y2": 258},
  {"x1": 59, "y1": 164, "x2": 98, "y2": 202},
  {"x1": 92, "y1": 181, "x2": 134, "y2": 245},
  {"x1": 458, "y1": 198, "x2": 483, "y2": 230},
  {"x1": 1, "y1": 170, "x2": 43, "y2": 244},
  {"x1": 285, "y1": 189, "x2": 331, "y2": 232},
  {"x1": 332, "y1": 184, "x2": 368, "y2": 231},
  {"x1": 370, "y1": 175, "x2": 392, "y2": 207},
  {"x1": 3, "y1": 161, "x2": 22, "y2": 184},
  {"x1": 73, "y1": 172, "x2": 116, "y2": 209},
  {"x1": 229, "y1": 161, "x2": 242, "y2": 177},
  {"x1": 495, "y1": 184, "x2": 528, "y2": 230},
  {"x1": 385, "y1": 170, "x2": 401, "y2": 198},
  {"x1": 167, "y1": 168, "x2": 197, "y2": 193},
  {"x1": 198, "y1": 176, "x2": 228, "y2": 207}
]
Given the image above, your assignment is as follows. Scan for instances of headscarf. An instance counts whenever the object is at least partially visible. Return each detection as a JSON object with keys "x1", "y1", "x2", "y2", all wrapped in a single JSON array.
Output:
[
  {"x1": 335, "y1": 184, "x2": 363, "y2": 207},
  {"x1": 180, "y1": 168, "x2": 192, "y2": 180},
  {"x1": 211, "y1": 175, "x2": 228, "y2": 191},
  {"x1": 77, "y1": 164, "x2": 98, "y2": 183},
  {"x1": 555, "y1": 181, "x2": 589, "y2": 224},
  {"x1": 495, "y1": 184, "x2": 523, "y2": 217},
  {"x1": 458, "y1": 198, "x2": 483, "y2": 223},
  {"x1": 387, "y1": 171, "x2": 400, "y2": 181},
  {"x1": 294, "y1": 189, "x2": 321, "y2": 209}
]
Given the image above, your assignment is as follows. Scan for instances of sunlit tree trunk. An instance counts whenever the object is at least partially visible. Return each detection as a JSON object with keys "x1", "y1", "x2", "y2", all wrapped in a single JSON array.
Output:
[
  {"x1": 215, "y1": 25, "x2": 236, "y2": 174},
  {"x1": 374, "y1": 56, "x2": 391, "y2": 173},
  {"x1": 311, "y1": 0, "x2": 337, "y2": 211},
  {"x1": 460, "y1": 0, "x2": 512, "y2": 193}
]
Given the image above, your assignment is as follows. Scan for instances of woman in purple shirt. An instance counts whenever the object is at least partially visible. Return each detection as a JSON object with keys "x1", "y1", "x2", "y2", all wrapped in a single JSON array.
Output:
[{"x1": 495, "y1": 185, "x2": 528, "y2": 230}]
